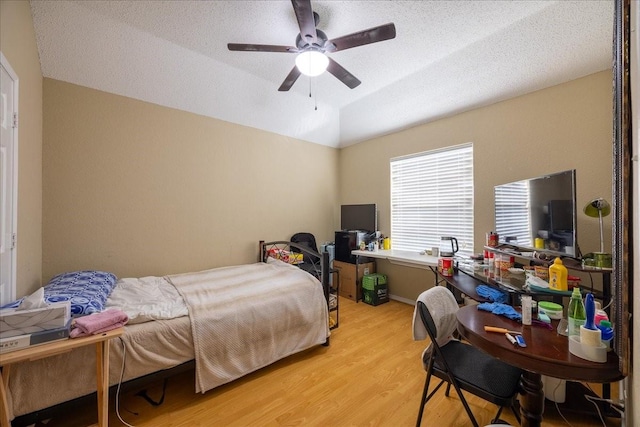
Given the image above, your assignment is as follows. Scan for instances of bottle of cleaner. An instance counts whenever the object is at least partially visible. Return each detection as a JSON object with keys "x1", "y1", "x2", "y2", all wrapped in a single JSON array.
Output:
[
  {"x1": 548, "y1": 257, "x2": 568, "y2": 291},
  {"x1": 597, "y1": 320, "x2": 614, "y2": 350},
  {"x1": 568, "y1": 287, "x2": 586, "y2": 336},
  {"x1": 593, "y1": 301, "x2": 609, "y2": 326}
]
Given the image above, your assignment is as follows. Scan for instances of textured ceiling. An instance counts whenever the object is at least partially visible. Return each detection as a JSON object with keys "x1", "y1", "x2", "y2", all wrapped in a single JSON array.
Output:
[{"x1": 30, "y1": 0, "x2": 614, "y2": 148}]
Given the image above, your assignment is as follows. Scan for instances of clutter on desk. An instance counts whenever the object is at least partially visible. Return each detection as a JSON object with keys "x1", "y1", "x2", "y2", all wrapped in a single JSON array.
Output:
[
  {"x1": 597, "y1": 320, "x2": 614, "y2": 351},
  {"x1": 567, "y1": 287, "x2": 586, "y2": 337},
  {"x1": 484, "y1": 326, "x2": 521, "y2": 335},
  {"x1": 475, "y1": 285, "x2": 508, "y2": 303},
  {"x1": 486, "y1": 231, "x2": 499, "y2": 247},
  {"x1": 537, "y1": 301, "x2": 563, "y2": 320},
  {"x1": 537, "y1": 311, "x2": 551, "y2": 324},
  {"x1": 383, "y1": 237, "x2": 391, "y2": 250},
  {"x1": 515, "y1": 334, "x2": 527, "y2": 347},
  {"x1": 548, "y1": 257, "x2": 568, "y2": 291},
  {"x1": 439, "y1": 236, "x2": 459, "y2": 257},
  {"x1": 477, "y1": 302, "x2": 522, "y2": 322},
  {"x1": 568, "y1": 291, "x2": 608, "y2": 362},
  {"x1": 593, "y1": 300, "x2": 609, "y2": 326},
  {"x1": 438, "y1": 257, "x2": 454, "y2": 277},
  {"x1": 521, "y1": 295, "x2": 532, "y2": 326}
]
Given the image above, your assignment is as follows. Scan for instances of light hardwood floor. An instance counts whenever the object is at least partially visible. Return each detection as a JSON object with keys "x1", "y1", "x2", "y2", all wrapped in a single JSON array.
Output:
[{"x1": 49, "y1": 297, "x2": 619, "y2": 426}]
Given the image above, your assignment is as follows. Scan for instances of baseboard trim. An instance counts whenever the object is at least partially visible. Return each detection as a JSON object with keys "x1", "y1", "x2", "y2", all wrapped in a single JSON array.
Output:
[{"x1": 389, "y1": 294, "x2": 415, "y2": 305}]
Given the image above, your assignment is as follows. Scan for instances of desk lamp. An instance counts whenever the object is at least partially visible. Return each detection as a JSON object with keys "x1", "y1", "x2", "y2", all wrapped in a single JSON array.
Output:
[{"x1": 583, "y1": 198, "x2": 611, "y2": 254}]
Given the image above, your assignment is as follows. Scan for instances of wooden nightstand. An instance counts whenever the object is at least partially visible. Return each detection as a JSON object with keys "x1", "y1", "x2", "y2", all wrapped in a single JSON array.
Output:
[{"x1": 0, "y1": 327, "x2": 124, "y2": 427}]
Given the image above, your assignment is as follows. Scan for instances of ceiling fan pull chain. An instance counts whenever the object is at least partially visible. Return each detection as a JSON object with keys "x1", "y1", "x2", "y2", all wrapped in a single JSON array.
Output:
[{"x1": 314, "y1": 79, "x2": 318, "y2": 111}]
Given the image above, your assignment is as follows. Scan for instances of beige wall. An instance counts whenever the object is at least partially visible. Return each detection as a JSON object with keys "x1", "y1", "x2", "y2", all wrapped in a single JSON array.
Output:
[
  {"x1": 0, "y1": 0, "x2": 43, "y2": 298},
  {"x1": 340, "y1": 71, "x2": 613, "y2": 301},
  {"x1": 42, "y1": 79, "x2": 339, "y2": 281}
]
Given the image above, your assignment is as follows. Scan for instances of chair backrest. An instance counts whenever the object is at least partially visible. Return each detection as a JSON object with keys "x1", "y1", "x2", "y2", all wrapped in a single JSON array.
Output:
[
  {"x1": 417, "y1": 301, "x2": 440, "y2": 344},
  {"x1": 291, "y1": 233, "x2": 319, "y2": 263},
  {"x1": 415, "y1": 286, "x2": 459, "y2": 346}
]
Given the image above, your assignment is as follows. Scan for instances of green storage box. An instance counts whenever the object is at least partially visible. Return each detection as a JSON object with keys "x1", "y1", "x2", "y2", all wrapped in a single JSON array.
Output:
[{"x1": 362, "y1": 273, "x2": 389, "y2": 306}]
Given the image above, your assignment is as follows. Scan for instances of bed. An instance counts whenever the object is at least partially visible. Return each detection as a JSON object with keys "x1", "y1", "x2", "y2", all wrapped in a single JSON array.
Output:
[{"x1": 5, "y1": 241, "x2": 330, "y2": 425}]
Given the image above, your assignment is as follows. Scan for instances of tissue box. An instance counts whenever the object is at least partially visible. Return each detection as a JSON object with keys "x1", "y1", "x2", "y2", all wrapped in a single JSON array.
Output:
[
  {"x1": 0, "y1": 319, "x2": 71, "y2": 353},
  {"x1": 0, "y1": 302, "x2": 71, "y2": 339}
]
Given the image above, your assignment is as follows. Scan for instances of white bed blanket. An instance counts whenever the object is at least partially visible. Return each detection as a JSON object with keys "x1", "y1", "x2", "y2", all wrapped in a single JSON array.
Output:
[
  {"x1": 167, "y1": 259, "x2": 329, "y2": 393},
  {"x1": 105, "y1": 276, "x2": 188, "y2": 324}
]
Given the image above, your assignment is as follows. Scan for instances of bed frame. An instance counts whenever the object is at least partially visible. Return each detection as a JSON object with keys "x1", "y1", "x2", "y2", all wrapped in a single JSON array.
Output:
[
  {"x1": 259, "y1": 240, "x2": 331, "y2": 306},
  {"x1": 11, "y1": 241, "x2": 331, "y2": 427}
]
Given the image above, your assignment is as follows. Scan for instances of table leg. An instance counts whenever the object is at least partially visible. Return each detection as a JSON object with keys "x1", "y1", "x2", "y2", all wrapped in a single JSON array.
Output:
[
  {"x1": 0, "y1": 366, "x2": 11, "y2": 427},
  {"x1": 520, "y1": 371, "x2": 544, "y2": 427},
  {"x1": 95, "y1": 339, "x2": 111, "y2": 427}
]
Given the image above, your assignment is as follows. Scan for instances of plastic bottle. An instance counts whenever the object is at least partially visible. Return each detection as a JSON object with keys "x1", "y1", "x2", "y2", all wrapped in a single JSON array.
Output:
[
  {"x1": 567, "y1": 287, "x2": 586, "y2": 337},
  {"x1": 597, "y1": 320, "x2": 614, "y2": 350},
  {"x1": 548, "y1": 257, "x2": 568, "y2": 291},
  {"x1": 593, "y1": 301, "x2": 609, "y2": 326},
  {"x1": 521, "y1": 295, "x2": 532, "y2": 326}
]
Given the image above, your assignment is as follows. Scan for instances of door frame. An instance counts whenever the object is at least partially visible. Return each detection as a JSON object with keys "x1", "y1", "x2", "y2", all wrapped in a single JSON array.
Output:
[{"x1": 0, "y1": 51, "x2": 19, "y2": 304}]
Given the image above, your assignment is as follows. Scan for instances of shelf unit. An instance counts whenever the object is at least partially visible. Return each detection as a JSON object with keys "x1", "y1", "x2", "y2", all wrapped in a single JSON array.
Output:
[
  {"x1": 329, "y1": 268, "x2": 339, "y2": 329},
  {"x1": 481, "y1": 245, "x2": 612, "y2": 308}
]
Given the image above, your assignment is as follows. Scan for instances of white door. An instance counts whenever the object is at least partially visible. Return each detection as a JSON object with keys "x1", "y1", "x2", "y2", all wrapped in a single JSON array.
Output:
[{"x1": 0, "y1": 53, "x2": 18, "y2": 306}]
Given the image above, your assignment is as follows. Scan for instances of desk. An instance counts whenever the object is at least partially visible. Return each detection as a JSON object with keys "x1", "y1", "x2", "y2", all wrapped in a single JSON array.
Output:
[
  {"x1": 351, "y1": 249, "x2": 439, "y2": 269},
  {"x1": 0, "y1": 328, "x2": 124, "y2": 427},
  {"x1": 350, "y1": 250, "x2": 440, "y2": 301},
  {"x1": 456, "y1": 305, "x2": 623, "y2": 427}
]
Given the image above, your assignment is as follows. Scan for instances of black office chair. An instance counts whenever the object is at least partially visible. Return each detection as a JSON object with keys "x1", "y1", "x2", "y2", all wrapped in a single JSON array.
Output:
[
  {"x1": 290, "y1": 232, "x2": 321, "y2": 278},
  {"x1": 415, "y1": 287, "x2": 522, "y2": 427}
]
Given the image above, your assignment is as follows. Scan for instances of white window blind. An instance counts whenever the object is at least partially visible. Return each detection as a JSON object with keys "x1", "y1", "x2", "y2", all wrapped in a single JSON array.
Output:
[
  {"x1": 494, "y1": 181, "x2": 532, "y2": 247},
  {"x1": 390, "y1": 143, "x2": 474, "y2": 257}
]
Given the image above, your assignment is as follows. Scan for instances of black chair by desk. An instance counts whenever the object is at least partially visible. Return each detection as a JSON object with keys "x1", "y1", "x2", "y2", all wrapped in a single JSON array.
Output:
[
  {"x1": 290, "y1": 232, "x2": 322, "y2": 278},
  {"x1": 414, "y1": 287, "x2": 523, "y2": 427}
]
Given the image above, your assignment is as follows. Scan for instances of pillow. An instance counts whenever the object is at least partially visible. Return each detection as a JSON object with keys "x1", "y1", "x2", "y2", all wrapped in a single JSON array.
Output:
[
  {"x1": 2, "y1": 271, "x2": 118, "y2": 316},
  {"x1": 44, "y1": 270, "x2": 118, "y2": 317}
]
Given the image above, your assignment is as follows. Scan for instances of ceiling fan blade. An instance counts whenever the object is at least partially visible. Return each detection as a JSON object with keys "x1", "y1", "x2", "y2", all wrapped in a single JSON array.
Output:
[
  {"x1": 327, "y1": 23, "x2": 396, "y2": 52},
  {"x1": 278, "y1": 66, "x2": 302, "y2": 91},
  {"x1": 228, "y1": 43, "x2": 298, "y2": 53},
  {"x1": 326, "y1": 58, "x2": 361, "y2": 89},
  {"x1": 291, "y1": 0, "x2": 317, "y2": 45}
]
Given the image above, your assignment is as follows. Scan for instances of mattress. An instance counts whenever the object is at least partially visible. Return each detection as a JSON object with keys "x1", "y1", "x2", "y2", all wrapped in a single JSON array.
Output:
[
  {"x1": 7, "y1": 315, "x2": 193, "y2": 419},
  {"x1": 6, "y1": 259, "x2": 329, "y2": 420}
]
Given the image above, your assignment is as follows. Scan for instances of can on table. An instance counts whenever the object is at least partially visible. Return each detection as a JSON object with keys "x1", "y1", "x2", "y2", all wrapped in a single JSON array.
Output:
[
  {"x1": 438, "y1": 257, "x2": 454, "y2": 277},
  {"x1": 486, "y1": 232, "x2": 499, "y2": 247}
]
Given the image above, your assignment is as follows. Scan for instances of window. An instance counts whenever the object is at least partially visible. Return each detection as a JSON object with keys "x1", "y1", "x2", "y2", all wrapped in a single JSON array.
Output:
[
  {"x1": 390, "y1": 143, "x2": 474, "y2": 257},
  {"x1": 494, "y1": 180, "x2": 532, "y2": 248}
]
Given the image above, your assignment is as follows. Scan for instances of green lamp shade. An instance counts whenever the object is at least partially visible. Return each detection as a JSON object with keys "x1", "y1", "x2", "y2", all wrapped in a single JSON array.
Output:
[{"x1": 584, "y1": 198, "x2": 611, "y2": 218}]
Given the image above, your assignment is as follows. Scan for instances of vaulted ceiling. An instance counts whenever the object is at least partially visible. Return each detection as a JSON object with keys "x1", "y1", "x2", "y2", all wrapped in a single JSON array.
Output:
[{"x1": 30, "y1": 1, "x2": 614, "y2": 148}]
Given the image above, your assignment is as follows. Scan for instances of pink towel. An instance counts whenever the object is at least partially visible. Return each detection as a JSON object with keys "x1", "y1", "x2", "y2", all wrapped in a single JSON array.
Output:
[{"x1": 70, "y1": 309, "x2": 128, "y2": 338}]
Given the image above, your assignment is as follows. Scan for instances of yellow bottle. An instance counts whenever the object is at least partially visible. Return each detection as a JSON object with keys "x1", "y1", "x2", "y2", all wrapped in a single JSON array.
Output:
[{"x1": 548, "y1": 257, "x2": 568, "y2": 291}]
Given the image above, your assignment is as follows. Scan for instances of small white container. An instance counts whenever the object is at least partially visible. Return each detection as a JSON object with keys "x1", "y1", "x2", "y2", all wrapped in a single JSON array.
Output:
[
  {"x1": 538, "y1": 301, "x2": 563, "y2": 320},
  {"x1": 521, "y1": 295, "x2": 532, "y2": 326}
]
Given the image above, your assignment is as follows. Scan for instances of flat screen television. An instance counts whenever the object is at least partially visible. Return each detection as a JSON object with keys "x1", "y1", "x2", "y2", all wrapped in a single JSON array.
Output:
[
  {"x1": 494, "y1": 170, "x2": 578, "y2": 257},
  {"x1": 340, "y1": 204, "x2": 377, "y2": 233}
]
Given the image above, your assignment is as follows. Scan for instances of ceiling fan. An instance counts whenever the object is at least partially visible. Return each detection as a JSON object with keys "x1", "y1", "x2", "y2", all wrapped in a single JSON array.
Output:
[{"x1": 227, "y1": 0, "x2": 396, "y2": 91}]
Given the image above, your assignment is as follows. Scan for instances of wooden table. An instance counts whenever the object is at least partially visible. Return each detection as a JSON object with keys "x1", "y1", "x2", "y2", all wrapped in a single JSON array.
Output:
[
  {"x1": 455, "y1": 305, "x2": 623, "y2": 427},
  {"x1": 0, "y1": 328, "x2": 124, "y2": 427}
]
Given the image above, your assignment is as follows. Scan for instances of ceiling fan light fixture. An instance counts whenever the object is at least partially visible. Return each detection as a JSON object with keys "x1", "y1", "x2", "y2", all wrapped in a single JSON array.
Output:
[{"x1": 295, "y1": 50, "x2": 329, "y2": 77}]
